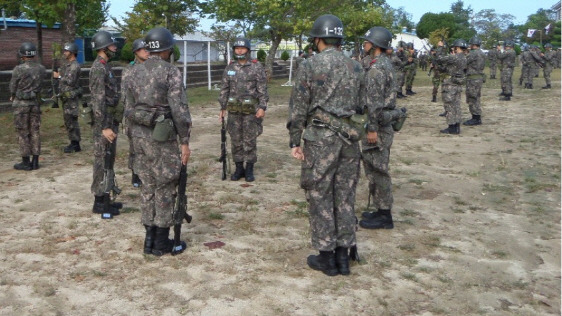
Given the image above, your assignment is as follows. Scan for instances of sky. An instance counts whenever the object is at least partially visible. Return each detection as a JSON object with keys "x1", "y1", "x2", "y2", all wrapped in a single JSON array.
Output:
[{"x1": 107, "y1": 0, "x2": 554, "y2": 30}]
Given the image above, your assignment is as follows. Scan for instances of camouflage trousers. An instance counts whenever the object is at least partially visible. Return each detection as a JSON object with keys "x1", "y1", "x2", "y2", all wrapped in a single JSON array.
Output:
[
  {"x1": 124, "y1": 123, "x2": 135, "y2": 171},
  {"x1": 13, "y1": 104, "x2": 41, "y2": 156},
  {"x1": 522, "y1": 65, "x2": 536, "y2": 85},
  {"x1": 405, "y1": 69, "x2": 415, "y2": 89},
  {"x1": 361, "y1": 125, "x2": 394, "y2": 210},
  {"x1": 465, "y1": 78, "x2": 483, "y2": 116},
  {"x1": 543, "y1": 65, "x2": 553, "y2": 86},
  {"x1": 442, "y1": 81, "x2": 463, "y2": 125},
  {"x1": 301, "y1": 132, "x2": 360, "y2": 251},
  {"x1": 227, "y1": 112, "x2": 263, "y2": 163},
  {"x1": 133, "y1": 137, "x2": 182, "y2": 228},
  {"x1": 501, "y1": 67, "x2": 514, "y2": 95},
  {"x1": 62, "y1": 98, "x2": 81, "y2": 142},
  {"x1": 395, "y1": 71, "x2": 405, "y2": 90},
  {"x1": 91, "y1": 124, "x2": 118, "y2": 196},
  {"x1": 489, "y1": 63, "x2": 497, "y2": 78},
  {"x1": 432, "y1": 75, "x2": 443, "y2": 96}
]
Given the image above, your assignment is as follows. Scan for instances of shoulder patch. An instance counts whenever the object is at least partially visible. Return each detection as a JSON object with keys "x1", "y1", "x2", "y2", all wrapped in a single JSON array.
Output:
[
  {"x1": 370, "y1": 59, "x2": 377, "y2": 66},
  {"x1": 129, "y1": 61, "x2": 136, "y2": 65},
  {"x1": 100, "y1": 59, "x2": 106, "y2": 65},
  {"x1": 252, "y1": 59, "x2": 258, "y2": 63}
]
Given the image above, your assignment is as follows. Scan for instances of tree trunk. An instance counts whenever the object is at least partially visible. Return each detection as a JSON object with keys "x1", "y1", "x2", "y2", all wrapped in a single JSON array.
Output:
[
  {"x1": 61, "y1": 3, "x2": 77, "y2": 44},
  {"x1": 265, "y1": 32, "x2": 282, "y2": 82}
]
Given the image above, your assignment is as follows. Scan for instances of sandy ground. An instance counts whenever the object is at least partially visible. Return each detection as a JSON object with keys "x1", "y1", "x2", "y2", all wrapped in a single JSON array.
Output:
[{"x1": 0, "y1": 71, "x2": 560, "y2": 316}]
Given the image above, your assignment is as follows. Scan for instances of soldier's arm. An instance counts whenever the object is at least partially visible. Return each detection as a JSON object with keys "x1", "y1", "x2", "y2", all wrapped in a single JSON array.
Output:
[
  {"x1": 218, "y1": 67, "x2": 230, "y2": 111},
  {"x1": 168, "y1": 67, "x2": 192, "y2": 145},
  {"x1": 364, "y1": 68, "x2": 384, "y2": 133},
  {"x1": 288, "y1": 65, "x2": 310, "y2": 148},
  {"x1": 89, "y1": 65, "x2": 110, "y2": 129},
  {"x1": 61, "y1": 62, "x2": 80, "y2": 87},
  {"x1": 9, "y1": 67, "x2": 20, "y2": 97},
  {"x1": 255, "y1": 63, "x2": 269, "y2": 111}
]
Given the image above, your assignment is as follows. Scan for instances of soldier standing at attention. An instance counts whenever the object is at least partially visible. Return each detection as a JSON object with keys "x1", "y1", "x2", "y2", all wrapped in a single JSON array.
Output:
[
  {"x1": 488, "y1": 44, "x2": 498, "y2": 79},
  {"x1": 219, "y1": 37, "x2": 268, "y2": 182},
  {"x1": 10, "y1": 42, "x2": 46, "y2": 171},
  {"x1": 89, "y1": 31, "x2": 122, "y2": 215},
  {"x1": 124, "y1": 27, "x2": 191, "y2": 256},
  {"x1": 395, "y1": 42, "x2": 407, "y2": 98},
  {"x1": 497, "y1": 41, "x2": 516, "y2": 101},
  {"x1": 121, "y1": 38, "x2": 149, "y2": 188},
  {"x1": 541, "y1": 43, "x2": 555, "y2": 89},
  {"x1": 357, "y1": 27, "x2": 399, "y2": 230},
  {"x1": 404, "y1": 42, "x2": 417, "y2": 95},
  {"x1": 463, "y1": 36, "x2": 486, "y2": 126},
  {"x1": 54, "y1": 42, "x2": 82, "y2": 153},
  {"x1": 288, "y1": 14, "x2": 364, "y2": 276},
  {"x1": 434, "y1": 39, "x2": 467, "y2": 135}
]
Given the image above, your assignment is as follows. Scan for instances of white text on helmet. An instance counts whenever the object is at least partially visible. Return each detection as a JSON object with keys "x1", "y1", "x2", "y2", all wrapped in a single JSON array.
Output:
[
  {"x1": 325, "y1": 27, "x2": 343, "y2": 36},
  {"x1": 148, "y1": 41, "x2": 160, "y2": 49}
]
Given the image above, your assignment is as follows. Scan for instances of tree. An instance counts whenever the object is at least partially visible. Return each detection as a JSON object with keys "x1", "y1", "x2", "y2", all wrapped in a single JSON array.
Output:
[
  {"x1": 472, "y1": 9, "x2": 515, "y2": 49},
  {"x1": 519, "y1": 9, "x2": 556, "y2": 44},
  {"x1": 551, "y1": 21, "x2": 561, "y2": 48},
  {"x1": 392, "y1": 7, "x2": 414, "y2": 33},
  {"x1": 202, "y1": 23, "x2": 242, "y2": 64},
  {"x1": 448, "y1": 0, "x2": 475, "y2": 41},
  {"x1": 416, "y1": 12, "x2": 456, "y2": 40}
]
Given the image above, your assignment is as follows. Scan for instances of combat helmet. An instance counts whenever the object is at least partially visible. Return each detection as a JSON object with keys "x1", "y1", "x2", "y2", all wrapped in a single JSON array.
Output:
[
  {"x1": 468, "y1": 36, "x2": 481, "y2": 46},
  {"x1": 144, "y1": 27, "x2": 175, "y2": 52},
  {"x1": 91, "y1": 31, "x2": 116, "y2": 51},
  {"x1": 504, "y1": 40, "x2": 514, "y2": 47},
  {"x1": 18, "y1": 42, "x2": 37, "y2": 57},
  {"x1": 406, "y1": 42, "x2": 414, "y2": 49},
  {"x1": 544, "y1": 43, "x2": 553, "y2": 49},
  {"x1": 452, "y1": 38, "x2": 468, "y2": 49},
  {"x1": 361, "y1": 27, "x2": 393, "y2": 50},
  {"x1": 63, "y1": 42, "x2": 79, "y2": 55},
  {"x1": 132, "y1": 38, "x2": 146, "y2": 52},
  {"x1": 309, "y1": 14, "x2": 344, "y2": 39}
]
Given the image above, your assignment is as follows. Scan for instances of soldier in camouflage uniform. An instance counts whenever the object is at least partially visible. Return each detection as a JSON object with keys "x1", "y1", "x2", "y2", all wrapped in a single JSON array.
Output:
[
  {"x1": 521, "y1": 45, "x2": 542, "y2": 89},
  {"x1": 387, "y1": 47, "x2": 406, "y2": 99},
  {"x1": 497, "y1": 41, "x2": 516, "y2": 101},
  {"x1": 357, "y1": 27, "x2": 401, "y2": 230},
  {"x1": 10, "y1": 42, "x2": 46, "y2": 171},
  {"x1": 124, "y1": 27, "x2": 191, "y2": 256},
  {"x1": 541, "y1": 43, "x2": 556, "y2": 89},
  {"x1": 519, "y1": 45, "x2": 530, "y2": 87},
  {"x1": 395, "y1": 42, "x2": 408, "y2": 98},
  {"x1": 488, "y1": 45, "x2": 498, "y2": 79},
  {"x1": 463, "y1": 36, "x2": 486, "y2": 126},
  {"x1": 434, "y1": 39, "x2": 467, "y2": 135},
  {"x1": 288, "y1": 15, "x2": 364, "y2": 276},
  {"x1": 121, "y1": 38, "x2": 149, "y2": 188},
  {"x1": 404, "y1": 42, "x2": 417, "y2": 95},
  {"x1": 54, "y1": 42, "x2": 82, "y2": 153},
  {"x1": 219, "y1": 37, "x2": 268, "y2": 182},
  {"x1": 428, "y1": 47, "x2": 445, "y2": 103},
  {"x1": 89, "y1": 31, "x2": 122, "y2": 215}
]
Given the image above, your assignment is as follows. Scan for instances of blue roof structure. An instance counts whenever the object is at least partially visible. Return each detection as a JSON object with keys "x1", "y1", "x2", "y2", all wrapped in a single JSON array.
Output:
[{"x1": 3, "y1": 18, "x2": 61, "y2": 29}]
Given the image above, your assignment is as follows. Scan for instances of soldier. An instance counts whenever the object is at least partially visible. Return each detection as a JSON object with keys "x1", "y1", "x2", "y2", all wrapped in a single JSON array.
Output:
[
  {"x1": 357, "y1": 26, "x2": 401, "y2": 230},
  {"x1": 124, "y1": 27, "x2": 191, "y2": 256},
  {"x1": 464, "y1": 36, "x2": 486, "y2": 126},
  {"x1": 434, "y1": 39, "x2": 467, "y2": 134},
  {"x1": 54, "y1": 42, "x2": 82, "y2": 153},
  {"x1": 288, "y1": 14, "x2": 364, "y2": 276},
  {"x1": 521, "y1": 45, "x2": 542, "y2": 89},
  {"x1": 488, "y1": 44, "x2": 498, "y2": 79},
  {"x1": 10, "y1": 42, "x2": 46, "y2": 171},
  {"x1": 419, "y1": 52, "x2": 428, "y2": 71},
  {"x1": 541, "y1": 43, "x2": 556, "y2": 89},
  {"x1": 121, "y1": 38, "x2": 149, "y2": 187},
  {"x1": 556, "y1": 48, "x2": 561, "y2": 69},
  {"x1": 519, "y1": 44, "x2": 530, "y2": 87},
  {"x1": 395, "y1": 41, "x2": 408, "y2": 98},
  {"x1": 428, "y1": 47, "x2": 445, "y2": 103},
  {"x1": 218, "y1": 37, "x2": 268, "y2": 182},
  {"x1": 404, "y1": 42, "x2": 417, "y2": 95},
  {"x1": 360, "y1": 40, "x2": 373, "y2": 72},
  {"x1": 497, "y1": 41, "x2": 516, "y2": 101},
  {"x1": 89, "y1": 30, "x2": 122, "y2": 215}
]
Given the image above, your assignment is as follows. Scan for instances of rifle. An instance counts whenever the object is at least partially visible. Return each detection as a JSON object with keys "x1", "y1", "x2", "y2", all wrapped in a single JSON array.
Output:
[
  {"x1": 219, "y1": 117, "x2": 230, "y2": 180},
  {"x1": 47, "y1": 43, "x2": 62, "y2": 108},
  {"x1": 101, "y1": 141, "x2": 121, "y2": 219},
  {"x1": 172, "y1": 164, "x2": 192, "y2": 256}
]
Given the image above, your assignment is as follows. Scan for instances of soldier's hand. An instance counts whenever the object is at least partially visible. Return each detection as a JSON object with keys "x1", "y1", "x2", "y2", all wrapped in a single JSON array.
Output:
[
  {"x1": 367, "y1": 131, "x2": 378, "y2": 144},
  {"x1": 102, "y1": 128, "x2": 117, "y2": 143},
  {"x1": 291, "y1": 146, "x2": 304, "y2": 161},
  {"x1": 53, "y1": 71, "x2": 60, "y2": 79},
  {"x1": 219, "y1": 110, "x2": 227, "y2": 122},
  {"x1": 181, "y1": 144, "x2": 191, "y2": 165},
  {"x1": 256, "y1": 108, "x2": 265, "y2": 119}
]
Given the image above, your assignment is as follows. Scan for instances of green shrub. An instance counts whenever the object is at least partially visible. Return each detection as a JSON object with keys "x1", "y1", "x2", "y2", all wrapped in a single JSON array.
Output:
[
  {"x1": 280, "y1": 50, "x2": 290, "y2": 61},
  {"x1": 257, "y1": 49, "x2": 267, "y2": 63}
]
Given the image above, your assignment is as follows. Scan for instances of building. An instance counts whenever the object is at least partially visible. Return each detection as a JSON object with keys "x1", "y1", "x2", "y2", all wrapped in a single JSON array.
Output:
[
  {"x1": 552, "y1": 1, "x2": 561, "y2": 22},
  {"x1": 393, "y1": 29, "x2": 431, "y2": 53},
  {"x1": 174, "y1": 31, "x2": 220, "y2": 63}
]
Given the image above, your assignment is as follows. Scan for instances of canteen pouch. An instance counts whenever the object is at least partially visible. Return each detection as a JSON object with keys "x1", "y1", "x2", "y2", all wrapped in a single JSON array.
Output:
[{"x1": 152, "y1": 114, "x2": 175, "y2": 142}]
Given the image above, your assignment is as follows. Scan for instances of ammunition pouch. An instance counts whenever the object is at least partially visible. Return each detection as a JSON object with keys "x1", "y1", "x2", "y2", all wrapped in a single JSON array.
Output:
[
  {"x1": 60, "y1": 87, "x2": 83, "y2": 101},
  {"x1": 15, "y1": 90, "x2": 37, "y2": 100},
  {"x1": 379, "y1": 108, "x2": 407, "y2": 130},
  {"x1": 132, "y1": 107, "x2": 157, "y2": 127},
  {"x1": 309, "y1": 110, "x2": 366, "y2": 142},
  {"x1": 227, "y1": 97, "x2": 257, "y2": 114},
  {"x1": 451, "y1": 74, "x2": 466, "y2": 85},
  {"x1": 391, "y1": 108, "x2": 408, "y2": 132},
  {"x1": 81, "y1": 103, "x2": 93, "y2": 125},
  {"x1": 152, "y1": 113, "x2": 175, "y2": 142}
]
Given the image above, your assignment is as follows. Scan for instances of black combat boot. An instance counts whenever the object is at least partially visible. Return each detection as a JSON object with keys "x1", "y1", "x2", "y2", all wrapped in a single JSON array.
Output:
[
  {"x1": 362, "y1": 209, "x2": 382, "y2": 220},
  {"x1": 463, "y1": 115, "x2": 482, "y2": 126},
  {"x1": 439, "y1": 111, "x2": 447, "y2": 117},
  {"x1": 92, "y1": 195, "x2": 120, "y2": 215},
  {"x1": 519, "y1": 78, "x2": 523, "y2": 86},
  {"x1": 307, "y1": 250, "x2": 339, "y2": 276},
  {"x1": 542, "y1": 84, "x2": 551, "y2": 89},
  {"x1": 498, "y1": 91, "x2": 505, "y2": 96},
  {"x1": 360, "y1": 209, "x2": 394, "y2": 229},
  {"x1": 152, "y1": 227, "x2": 186, "y2": 256},
  {"x1": 500, "y1": 94, "x2": 511, "y2": 101},
  {"x1": 132, "y1": 172, "x2": 142, "y2": 188},
  {"x1": 63, "y1": 140, "x2": 81, "y2": 153},
  {"x1": 245, "y1": 162, "x2": 255, "y2": 182},
  {"x1": 14, "y1": 156, "x2": 32, "y2": 171},
  {"x1": 529, "y1": 84, "x2": 533, "y2": 89},
  {"x1": 231, "y1": 162, "x2": 245, "y2": 181},
  {"x1": 406, "y1": 89, "x2": 416, "y2": 95},
  {"x1": 31, "y1": 155, "x2": 40, "y2": 170},
  {"x1": 335, "y1": 247, "x2": 350, "y2": 275},
  {"x1": 431, "y1": 95, "x2": 437, "y2": 102},
  {"x1": 397, "y1": 90, "x2": 406, "y2": 98},
  {"x1": 143, "y1": 225, "x2": 156, "y2": 254},
  {"x1": 440, "y1": 124, "x2": 460, "y2": 134}
]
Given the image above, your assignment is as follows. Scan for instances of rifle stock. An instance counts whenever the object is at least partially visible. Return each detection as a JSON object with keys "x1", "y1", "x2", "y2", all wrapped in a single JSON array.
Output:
[
  {"x1": 219, "y1": 118, "x2": 229, "y2": 180},
  {"x1": 172, "y1": 165, "x2": 191, "y2": 255}
]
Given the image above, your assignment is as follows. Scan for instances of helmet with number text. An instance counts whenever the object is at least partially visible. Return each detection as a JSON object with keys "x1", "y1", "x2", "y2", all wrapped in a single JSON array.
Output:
[
  {"x1": 132, "y1": 38, "x2": 146, "y2": 53},
  {"x1": 361, "y1": 27, "x2": 393, "y2": 50},
  {"x1": 18, "y1": 42, "x2": 37, "y2": 57},
  {"x1": 309, "y1": 14, "x2": 344, "y2": 39},
  {"x1": 144, "y1": 27, "x2": 175, "y2": 52},
  {"x1": 232, "y1": 37, "x2": 251, "y2": 59},
  {"x1": 91, "y1": 31, "x2": 117, "y2": 51}
]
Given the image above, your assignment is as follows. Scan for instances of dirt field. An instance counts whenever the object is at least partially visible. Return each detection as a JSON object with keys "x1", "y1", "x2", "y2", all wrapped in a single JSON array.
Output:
[{"x1": 0, "y1": 69, "x2": 560, "y2": 316}]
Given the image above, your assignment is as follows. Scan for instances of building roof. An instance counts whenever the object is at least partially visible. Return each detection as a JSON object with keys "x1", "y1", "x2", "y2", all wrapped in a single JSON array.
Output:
[{"x1": 2, "y1": 18, "x2": 61, "y2": 29}]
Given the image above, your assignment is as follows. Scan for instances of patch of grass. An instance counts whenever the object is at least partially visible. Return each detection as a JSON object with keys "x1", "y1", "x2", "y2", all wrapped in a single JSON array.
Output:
[
  {"x1": 402, "y1": 219, "x2": 414, "y2": 225},
  {"x1": 453, "y1": 197, "x2": 467, "y2": 205},
  {"x1": 209, "y1": 212, "x2": 224, "y2": 220},
  {"x1": 14, "y1": 198, "x2": 23, "y2": 204},
  {"x1": 400, "y1": 209, "x2": 419, "y2": 217},
  {"x1": 397, "y1": 157, "x2": 415, "y2": 165},
  {"x1": 491, "y1": 250, "x2": 508, "y2": 258},
  {"x1": 266, "y1": 173, "x2": 277, "y2": 178},
  {"x1": 397, "y1": 244, "x2": 415, "y2": 251},
  {"x1": 512, "y1": 279, "x2": 528, "y2": 289},
  {"x1": 408, "y1": 178, "x2": 425, "y2": 185},
  {"x1": 437, "y1": 275, "x2": 452, "y2": 283},
  {"x1": 400, "y1": 272, "x2": 418, "y2": 282},
  {"x1": 92, "y1": 270, "x2": 107, "y2": 277},
  {"x1": 120, "y1": 207, "x2": 140, "y2": 214},
  {"x1": 422, "y1": 236, "x2": 441, "y2": 248},
  {"x1": 451, "y1": 207, "x2": 465, "y2": 214},
  {"x1": 126, "y1": 193, "x2": 139, "y2": 199}
]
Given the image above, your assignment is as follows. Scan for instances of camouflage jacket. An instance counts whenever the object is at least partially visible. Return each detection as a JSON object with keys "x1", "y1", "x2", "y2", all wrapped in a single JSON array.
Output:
[
  {"x1": 219, "y1": 59, "x2": 269, "y2": 111},
  {"x1": 404, "y1": 50, "x2": 417, "y2": 70},
  {"x1": 542, "y1": 50, "x2": 556, "y2": 68},
  {"x1": 363, "y1": 54, "x2": 396, "y2": 133},
  {"x1": 59, "y1": 59, "x2": 81, "y2": 93},
  {"x1": 497, "y1": 49, "x2": 516, "y2": 69},
  {"x1": 529, "y1": 49, "x2": 544, "y2": 68},
  {"x1": 389, "y1": 51, "x2": 407, "y2": 71},
  {"x1": 360, "y1": 55, "x2": 372, "y2": 72},
  {"x1": 9, "y1": 60, "x2": 46, "y2": 107},
  {"x1": 124, "y1": 55, "x2": 192, "y2": 145},
  {"x1": 466, "y1": 48, "x2": 486, "y2": 76},
  {"x1": 487, "y1": 49, "x2": 497, "y2": 62},
  {"x1": 435, "y1": 48, "x2": 467, "y2": 81},
  {"x1": 288, "y1": 47, "x2": 365, "y2": 147},
  {"x1": 89, "y1": 55, "x2": 119, "y2": 129}
]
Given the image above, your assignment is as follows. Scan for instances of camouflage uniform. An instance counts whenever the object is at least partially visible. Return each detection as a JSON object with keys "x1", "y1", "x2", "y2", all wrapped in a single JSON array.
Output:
[
  {"x1": 58, "y1": 59, "x2": 82, "y2": 142},
  {"x1": 360, "y1": 54, "x2": 372, "y2": 72},
  {"x1": 361, "y1": 53, "x2": 396, "y2": 211},
  {"x1": 497, "y1": 48, "x2": 516, "y2": 96},
  {"x1": 124, "y1": 55, "x2": 192, "y2": 227},
  {"x1": 429, "y1": 52, "x2": 446, "y2": 100},
  {"x1": 10, "y1": 60, "x2": 46, "y2": 157},
  {"x1": 542, "y1": 49, "x2": 556, "y2": 87},
  {"x1": 488, "y1": 49, "x2": 497, "y2": 79},
  {"x1": 404, "y1": 50, "x2": 417, "y2": 93},
  {"x1": 465, "y1": 47, "x2": 486, "y2": 116},
  {"x1": 395, "y1": 49, "x2": 407, "y2": 94},
  {"x1": 89, "y1": 55, "x2": 120, "y2": 196},
  {"x1": 519, "y1": 50, "x2": 530, "y2": 86},
  {"x1": 435, "y1": 47, "x2": 466, "y2": 126},
  {"x1": 288, "y1": 47, "x2": 364, "y2": 251},
  {"x1": 121, "y1": 61, "x2": 137, "y2": 171},
  {"x1": 219, "y1": 60, "x2": 268, "y2": 164}
]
